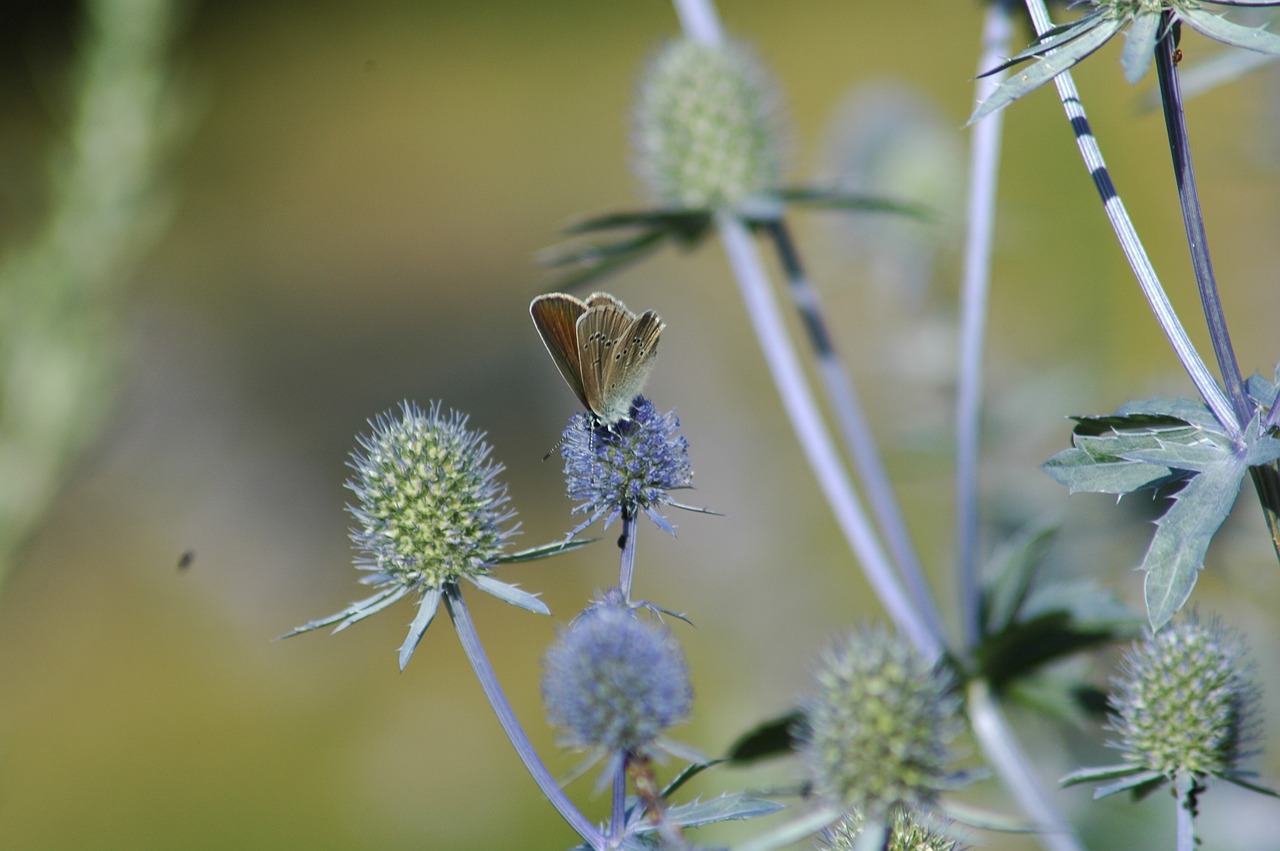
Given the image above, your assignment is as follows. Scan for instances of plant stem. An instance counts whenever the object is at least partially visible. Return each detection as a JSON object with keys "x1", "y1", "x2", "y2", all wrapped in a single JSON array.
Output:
[
  {"x1": 1154, "y1": 16, "x2": 1249, "y2": 429},
  {"x1": 762, "y1": 219, "x2": 942, "y2": 634},
  {"x1": 611, "y1": 757, "x2": 628, "y2": 846},
  {"x1": 619, "y1": 512, "x2": 639, "y2": 603},
  {"x1": 446, "y1": 589, "x2": 605, "y2": 850},
  {"x1": 1019, "y1": 0, "x2": 1238, "y2": 436},
  {"x1": 716, "y1": 212, "x2": 942, "y2": 659},
  {"x1": 957, "y1": 1, "x2": 1015, "y2": 649},
  {"x1": 1174, "y1": 773, "x2": 1197, "y2": 851},
  {"x1": 968, "y1": 679, "x2": 1084, "y2": 851}
]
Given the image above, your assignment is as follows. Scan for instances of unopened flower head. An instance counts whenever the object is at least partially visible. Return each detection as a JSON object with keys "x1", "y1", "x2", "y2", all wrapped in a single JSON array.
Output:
[
  {"x1": 562, "y1": 397, "x2": 694, "y2": 534},
  {"x1": 542, "y1": 597, "x2": 692, "y2": 755},
  {"x1": 1108, "y1": 616, "x2": 1260, "y2": 780},
  {"x1": 797, "y1": 627, "x2": 962, "y2": 819},
  {"x1": 348, "y1": 401, "x2": 517, "y2": 589},
  {"x1": 633, "y1": 37, "x2": 784, "y2": 210},
  {"x1": 817, "y1": 809, "x2": 961, "y2": 851}
]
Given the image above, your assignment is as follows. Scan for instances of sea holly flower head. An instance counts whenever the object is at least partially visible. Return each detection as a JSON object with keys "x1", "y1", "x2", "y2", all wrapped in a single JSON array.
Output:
[
  {"x1": 633, "y1": 37, "x2": 784, "y2": 212},
  {"x1": 817, "y1": 809, "x2": 962, "y2": 851},
  {"x1": 1063, "y1": 614, "x2": 1277, "y2": 800},
  {"x1": 971, "y1": 0, "x2": 1280, "y2": 123},
  {"x1": 796, "y1": 627, "x2": 965, "y2": 821},
  {"x1": 1109, "y1": 615, "x2": 1259, "y2": 781},
  {"x1": 284, "y1": 402, "x2": 572, "y2": 670},
  {"x1": 542, "y1": 593, "x2": 693, "y2": 758},
  {"x1": 562, "y1": 396, "x2": 704, "y2": 535}
]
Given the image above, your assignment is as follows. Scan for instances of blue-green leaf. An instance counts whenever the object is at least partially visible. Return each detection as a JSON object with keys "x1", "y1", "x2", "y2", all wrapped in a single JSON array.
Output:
[
  {"x1": 1142, "y1": 453, "x2": 1248, "y2": 629},
  {"x1": 1181, "y1": 8, "x2": 1280, "y2": 54},
  {"x1": 982, "y1": 517, "x2": 1059, "y2": 634},
  {"x1": 1061, "y1": 763, "x2": 1144, "y2": 787},
  {"x1": 1042, "y1": 445, "x2": 1178, "y2": 494},
  {"x1": 466, "y1": 574, "x2": 549, "y2": 615},
  {"x1": 970, "y1": 17, "x2": 1126, "y2": 123},
  {"x1": 278, "y1": 585, "x2": 410, "y2": 639},
  {"x1": 497, "y1": 537, "x2": 594, "y2": 562},
  {"x1": 651, "y1": 794, "x2": 785, "y2": 830},
  {"x1": 397, "y1": 588, "x2": 442, "y2": 670},
  {"x1": 1093, "y1": 769, "x2": 1166, "y2": 799},
  {"x1": 1122, "y1": 10, "x2": 1163, "y2": 83}
]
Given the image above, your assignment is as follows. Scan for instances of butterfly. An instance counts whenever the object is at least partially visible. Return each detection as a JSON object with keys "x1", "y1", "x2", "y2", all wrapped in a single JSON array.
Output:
[{"x1": 530, "y1": 291, "x2": 665, "y2": 426}]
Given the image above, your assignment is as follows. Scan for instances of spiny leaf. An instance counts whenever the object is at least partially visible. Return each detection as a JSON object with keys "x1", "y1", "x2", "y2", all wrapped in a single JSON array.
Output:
[
  {"x1": 1182, "y1": 8, "x2": 1280, "y2": 55},
  {"x1": 1142, "y1": 452, "x2": 1247, "y2": 629},
  {"x1": 1121, "y1": 10, "x2": 1162, "y2": 84},
  {"x1": 970, "y1": 17, "x2": 1125, "y2": 123}
]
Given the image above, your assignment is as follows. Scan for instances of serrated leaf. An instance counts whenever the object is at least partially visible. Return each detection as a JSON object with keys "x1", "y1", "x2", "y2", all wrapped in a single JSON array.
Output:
[
  {"x1": 397, "y1": 588, "x2": 442, "y2": 670},
  {"x1": 560, "y1": 208, "x2": 712, "y2": 237},
  {"x1": 1122, "y1": 11, "x2": 1162, "y2": 83},
  {"x1": 979, "y1": 12, "x2": 1109, "y2": 78},
  {"x1": 497, "y1": 538, "x2": 594, "y2": 563},
  {"x1": 970, "y1": 17, "x2": 1126, "y2": 123},
  {"x1": 982, "y1": 516, "x2": 1059, "y2": 634},
  {"x1": 653, "y1": 793, "x2": 785, "y2": 830},
  {"x1": 1246, "y1": 371, "x2": 1278, "y2": 410},
  {"x1": 1112, "y1": 397, "x2": 1221, "y2": 428},
  {"x1": 278, "y1": 585, "x2": 410, "y2": 639},
  {"x1": 466, "y1": 574, "x2": 549, "y2": 615},
  {"x1": 1118, "y1": 430, "x2": 1235, "y2": 473},
  {"x1": 1208, "y1": 1, "x2": 1280, "y2": 6},
  {"x1": 1042, "y1": 446, "x2": 1177, "y2": 494},
  {"x1": 1182, "y1": 8, "x2": 1280, "y2": 54},
  {"x1": 1142, "y1": 452, "x2": 1248, "y2": 629},
  {"x1": 724, "y1": 710, "x2": 802, "y2": 764},
  {"x1": 1093, "y1": 770, "x2": 1166, "y2": 799},
  {"x1": 772, "y1": 186, "x2": 929, "y2": 218},
  {"x1": 1220, "y1": 773, "x2": 1280, "y2": 797},
  {"x1": 1060, "y1": 763, "x2": 1148, "y2": 787}
]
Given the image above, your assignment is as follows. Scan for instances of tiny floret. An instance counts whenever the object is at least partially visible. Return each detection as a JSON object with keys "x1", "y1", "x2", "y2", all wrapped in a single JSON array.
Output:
[
  {"x1": 542, "y1": 598, "x2": 692, "y2": 755},
  {"x1": 1108, "y1": 616, "x2": 1260, "y2": 780},
  {"x1": 348, "y1": 401, "x2": 517, "y2": 588},
  {"x1": 797, "y1": 627, "x2": 963, "y2": 819},
  {"x1": 562, "y1": 396, "x2": 695, "y2": 534},
  {"x1": 633, "y1": 37, "x2": 784, "y2": 210}
]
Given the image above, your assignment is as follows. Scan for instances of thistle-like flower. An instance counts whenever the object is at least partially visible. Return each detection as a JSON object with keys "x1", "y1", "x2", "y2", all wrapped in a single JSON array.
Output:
[
  {"x1": 284, "y1": 401, "x2": 570, "y2": 669},
  {"x1": 562, "y1": 396, "x2": 702, "y2": 535},
  {"x1": 971, "y1": 0, "x2": 1280, "y2": 123},
  {"x1": 1063, "y1": 614, "x2": 1274, "y2": 800},
  {"x1": 796, "y1": 627, "x2": 964, "y2": 821},
  {"x1": 633, "y1": 37, "x2": 783, "y2": 211},
  {"x1": 542, "y1": 594, "x2": 692, "y2": 760},
  {"x1": 817, "y1": 809, "x2": 962, "y2": 851}
]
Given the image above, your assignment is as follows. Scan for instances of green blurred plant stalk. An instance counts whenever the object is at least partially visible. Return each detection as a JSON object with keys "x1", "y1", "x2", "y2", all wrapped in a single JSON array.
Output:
[{"x1": 0, "y1": 0, "x2": 183, "y2": 589}]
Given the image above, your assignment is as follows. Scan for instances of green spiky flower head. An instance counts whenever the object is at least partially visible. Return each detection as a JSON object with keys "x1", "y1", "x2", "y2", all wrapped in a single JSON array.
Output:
[
  {"x1": 348, "y1": 401, "x2": 517, "y2": 589},
  {"x1": 797, "y1": 627, "x2": 963, "y2": 819},
  {"x1": 817, "y1": 809, "x2": 962, "y2": 851},
  {"x1": 633, "y1": 37, "x2": 784, "y2": 210},
  {"x1": 1108, "y1": 616, "x2": 1259, "y2": 780}
]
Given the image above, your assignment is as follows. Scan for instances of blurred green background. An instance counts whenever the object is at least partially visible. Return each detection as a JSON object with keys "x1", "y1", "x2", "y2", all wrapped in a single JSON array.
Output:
[{"x1": 1, "y1": 1, "x2": 1279, "y2": 848}]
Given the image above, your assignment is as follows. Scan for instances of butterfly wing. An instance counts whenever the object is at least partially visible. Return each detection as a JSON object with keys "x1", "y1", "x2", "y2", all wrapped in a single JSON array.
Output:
[
  {"x1": 579, "y1": 303, "x2": 665, "y2": 424},
  {"x1": 530, "y1": 293, "x2": 591, "y2": 410}
]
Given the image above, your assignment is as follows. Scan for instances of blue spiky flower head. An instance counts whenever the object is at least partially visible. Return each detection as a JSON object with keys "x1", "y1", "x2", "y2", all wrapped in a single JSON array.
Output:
[
  {"x1": 562, "y1": 397, "x2": 697, "y2": 535},
  {"x1": 1108, "y1": 615, "x2": 1260, "y2": 781},
  {"x1": 633, "y1": 37, "x2": 784, "y2": 211},
  {"x1": 797, "y1": 627, "x2": 964, "y2": 820},
  {"x1": 542, "y1": 594, "x2": 692, "y2": 756}
]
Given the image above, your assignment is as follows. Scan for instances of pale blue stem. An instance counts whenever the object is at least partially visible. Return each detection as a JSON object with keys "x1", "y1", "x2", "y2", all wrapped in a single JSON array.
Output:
[
  {"x1": 957, "y1": 1, "x2": 1015, "y2": 650},
  {"x1": 670, "y1": 0, "x2": 723, "y2": 43},
  {"x1": 619, "y1": 513, "x2": 638, "y2": 603},
  {"x1": 1018, "y1": 0, "x2": 1238, "y2": 436},
  {"x1": 446, "y1": 589, "x2": 605, "y2": 850},
  {"x1": 1174, "y1": 773, "x2": 1196, "y2": 851},
  {"x1": 968, "y1": 679, "x2": 1084, "y2": 851},
  {"x1": 610, "y1": 757, "x2": 628, "y2": 846},
  {"x1": 716, "y1": 212, "x2": 941, "y2": 659}
]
